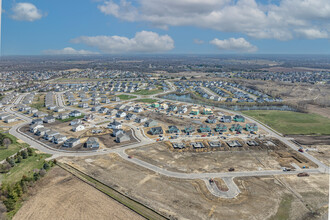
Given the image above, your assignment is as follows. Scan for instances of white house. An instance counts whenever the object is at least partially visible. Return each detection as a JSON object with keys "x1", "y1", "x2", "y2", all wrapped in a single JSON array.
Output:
[
  {"x1": 70, "y1": 110, "x2": 82, "y2": 117},
  {"x1": 72, "y1": 124, "x2": 85, "y2": 132},
  {"x1": 108, "y1": 120, "x2": 122, "y2": 129}
]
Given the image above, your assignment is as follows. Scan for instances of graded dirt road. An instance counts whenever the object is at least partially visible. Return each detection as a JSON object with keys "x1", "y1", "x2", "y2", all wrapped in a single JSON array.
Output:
[{"x1": 13, "y1": 167, "x2": 145, "y2": 220}]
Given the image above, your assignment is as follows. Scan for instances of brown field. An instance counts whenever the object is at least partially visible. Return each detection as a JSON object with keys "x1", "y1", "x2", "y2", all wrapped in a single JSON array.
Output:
[
  {"x1": 57, "y1": 154, "x2": 328, "y2": 220},
  {"x1": 306, "y1": 145, "x2": 330, "y2": 167},
  {"x1": 126, "y1": 142, "x2": 316, "y2": 173},
  {"x1": 13, "y1": 166, "x2": 144, "y2": 220},
  {"x1": 227, "y1": 78, "x2": 330, "y2": 118}
]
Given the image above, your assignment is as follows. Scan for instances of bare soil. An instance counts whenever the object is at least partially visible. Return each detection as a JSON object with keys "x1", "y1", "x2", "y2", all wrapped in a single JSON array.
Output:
[
  {"x1": 58, "y1": 154, "x2": 328, "y2": 220},
  {"x1": 13, "y1": 166, "x2": 145, "y2": 220},
  {"x1": 288, "y1": 135, "x2": 330, "y2": 145}
]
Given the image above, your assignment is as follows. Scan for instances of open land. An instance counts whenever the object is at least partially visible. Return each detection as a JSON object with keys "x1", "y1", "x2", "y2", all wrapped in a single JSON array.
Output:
[
  {"x1": 13, "y1": 166, "x2": 145, "y2": 220},
  {"x1": 57, "y1": 154, "x2": 328, "y2": 220},
  {"x1": 243, "y1": 110, "x2": 330, "y2": 135}
]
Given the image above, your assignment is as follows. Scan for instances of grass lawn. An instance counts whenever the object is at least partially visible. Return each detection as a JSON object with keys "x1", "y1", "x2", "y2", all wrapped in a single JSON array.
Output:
[
  {"x1": 135, "y1": 98, "x2": 158, "y2": 103},
  {"x1": 0, "y1": 133, "x2": 23, "y2": 161},
  {"x1": 30, "y1": 94, "x2": 45, "y2": 110},
  {"x1": 1, "y1": 152, "x2": 51, "y2": 185},
  {"x1": 57, "y1": 115, "x2": 84, "y2": 123},
  {"x1": 133, "y1": 89, "x2": 163, "y2": 96},
  {"x1": 243, "y1": 110, "x2": 330, "y2": 135},
  {"x1": 117, "y1": 94, "x2": 137, "y2": 100},
  {"x1": 0, "y1": 144, "x2": 22, "y2": 162},
  {"x1": 270, "y1": 194, "x2": 293, "y2": 220}
]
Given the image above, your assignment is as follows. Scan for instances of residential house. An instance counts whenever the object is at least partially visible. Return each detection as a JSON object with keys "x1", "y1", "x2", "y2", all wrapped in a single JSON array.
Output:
[
  {"x1": 72, "y1": 124, "x2": 85, "y2": 132},
  {"x1": 190, "y1": 107, "x2": 199, "y2": 115},
  {"x1": 63, "y1": 138, "x2": 80, "y2": 148},
  {"x1": 220, "y1": 115, "x2": 232, "y2": 123},
  {"x1": 230, "y1": 124, "x2": 243, "y2": 133},
  {"x1": 215, "y1": 124, "x2": 227, "y2": 132},
  {"x1": 126, "y1": 113, "x2": 137, "y2": 120},
  {"x1": 43, "y1": 116, "x2": 55, "y2": 123},
  {"x1": 78, "y1": 102, "x2": 89, "y2": 108},
  {"x1": 202, "y1": 108, "x2": 213, "y2": 115},
  {"x1": 144, "y1": 119, "x2": 158, "y2": 127},
  {"x1": 70, "y1": 119, "x2": 81, "y2": 126},
  {"x1": 116, "y1": 133, "x2": 130, "y2": 143},
  {"x1": 233, "y1": 115, "x2": 245, "y2": 122},
  {"x1": 168, "y1": 125, "x2": 180, "y2": 134},
  {"x1": 5, "y1": 116, "x2": 16, "y2": 123},
  {"x1": 84, "y1": 137, "x2": 99, "y2": 149},
  {"x1": 52, "y1": 134, "x2": 67, "y2": 144},
  {"x1": 149, "y1": 127, "x2": 163, "y2": 135},
  {"x1": 108, "y1": 120, "x2": 122, "y2": 129},
  {"x1": 54, "y1": 107, "x2": 65, "y2": 112},
  {"x1": 206, "y1": 116, "x2": 217, "y2": 124},
  {"x1": 31, "y1": 119, "x2": 43, "y2": 125},
  {"x1": 84, "y1": 114, "x2": 94, "y2": 122},
  {"x1": 123, "y1": 106, "x2": 134, "y2": 112},
  {"x1": 199, "y1": 125, "x2": 212, "y2": 133},
  {"x1": 184, "y1": 125, "x2": 195, "y2": 134},
  {"x1": 112, "y1": 129, "x2": 124, "y2": 137},
  {"x1": 36, "y1": 127, "x2": 51, "y2": 136},
  {"x1": 44, "y1": 130, "x2": 60, "y2": 141},
  {"x1": 30, "y1": 124, "x2": 44, "y2": 133},
  {"x1": 116, "y1": 111, "x2": 126, "y2": 118},
  {"x1": 246, "y1": 123, "x2": 258, "y2": 132},
  {"x1": 135, "y1": 117, "x2": 148, "y2": 123},
  {"x1": 133, "y1": 107, "x2": 143, "y2": 113},
  {"x1": 70, "y1": 110, "x2": 82, "y2": 117},
  {"x1": 58, "y1": 113, "x2": 69, "y2": 120},
  {"x1": 34, "y1": 111, "x2": 48, "y2": 118}
]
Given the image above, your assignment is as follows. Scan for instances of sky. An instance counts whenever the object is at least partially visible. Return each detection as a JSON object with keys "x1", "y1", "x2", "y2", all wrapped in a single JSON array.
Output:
[{"x1": 2, "y1": 0, "x2": 330, "y2": 55}]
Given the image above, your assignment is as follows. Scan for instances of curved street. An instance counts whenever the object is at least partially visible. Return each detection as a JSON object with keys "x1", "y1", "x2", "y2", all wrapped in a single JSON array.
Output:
[{"x1": 3, "y1": 88, "x2": 329, "y2": 199}]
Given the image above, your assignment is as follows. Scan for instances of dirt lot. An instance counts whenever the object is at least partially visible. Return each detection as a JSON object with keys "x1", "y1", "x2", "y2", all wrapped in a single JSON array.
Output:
[
  {"x1": 13, "y1": 166, "x2": 144, "y2": 220},
  {"x1": 125, "y1": 142, "x2": 316, "y2": 173},
  {"x1": 288, "y1": 135, "x2": 330, "y2": 145},
  {"x1": 58, "y1": 154, "x2": 329, "y2": 220},
  {"x1": 306, "y1": 145, "x2": 330, "y2": 167}
]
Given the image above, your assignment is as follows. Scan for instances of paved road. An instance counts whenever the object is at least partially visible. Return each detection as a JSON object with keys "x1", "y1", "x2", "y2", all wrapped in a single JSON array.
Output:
[{"x1": 3, "y1": 90, "x2": 329, "y2": 198}]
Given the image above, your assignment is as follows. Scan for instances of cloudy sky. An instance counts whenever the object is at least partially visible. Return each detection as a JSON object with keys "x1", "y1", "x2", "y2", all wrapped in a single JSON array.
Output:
[{"x1": 3, "y1": 0, "x2": 330, "y2": 55}]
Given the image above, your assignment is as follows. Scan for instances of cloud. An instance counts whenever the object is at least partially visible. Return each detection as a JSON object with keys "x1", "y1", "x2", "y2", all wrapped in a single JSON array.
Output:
[
  {"x1": 97, "y1": 0, "x2": 330, "y2": 40},
  {"x1": 210, "y1": 38, "x2": 257, "y2": 53},
  {"x1": 43, "y1": 47, "x2": 99, "y2": 55},
  {"x1": 193, "y1": 39, "x2": 204, "y2": 44},
  {"x1": 11, "y1": 2, "x2": 44, "y2": 22},
  {"x1": 294, "y1": 28, "x2": 329, "y2": 39},
  {"x1": 71, "y1": 31, "x2": 174, "y2": 53}
]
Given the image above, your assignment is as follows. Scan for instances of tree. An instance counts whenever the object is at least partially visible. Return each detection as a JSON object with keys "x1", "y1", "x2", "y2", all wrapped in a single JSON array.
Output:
[
  {"x1": 16, "y1": 155, "x2": 22, "y2": 163},
  {"x1": 43, "y1": 162, "x2": 50, "y2": 170},
  {"x1": 33, "y1": 172, "x2": 40, "y2": 181},
  {"x1": 21, "y1": 150, "x2": 28, "y2": 159},
  {"x1": 8, "y1": 158, "x2": 15, "y2": 167},
  {"x1": 27, "y1": 147, "x2": 33, "y2": 156},
  {"x1": 2, "y1": 138, "x2": 11, "y2": 149},
  {"x1": 0, "y1": 162, "x2": 11, "y2": 173},
  {"x1": 39, "y1": 169, "x2": 46, "y2": 177},
  {"x1": 14, "y1": 184, "x2": 23, "y2": 198}
]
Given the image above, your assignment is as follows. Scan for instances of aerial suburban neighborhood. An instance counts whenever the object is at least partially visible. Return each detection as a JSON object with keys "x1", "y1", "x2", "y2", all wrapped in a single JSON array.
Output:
[{"x1": 0, "y1": 0, "x2": 330, "y2": 219}]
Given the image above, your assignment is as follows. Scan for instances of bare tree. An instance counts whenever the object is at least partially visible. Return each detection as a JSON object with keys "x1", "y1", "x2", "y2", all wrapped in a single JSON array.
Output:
[{"x1": 2, "y1": 138, "x2": 11, "y2": 149}]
